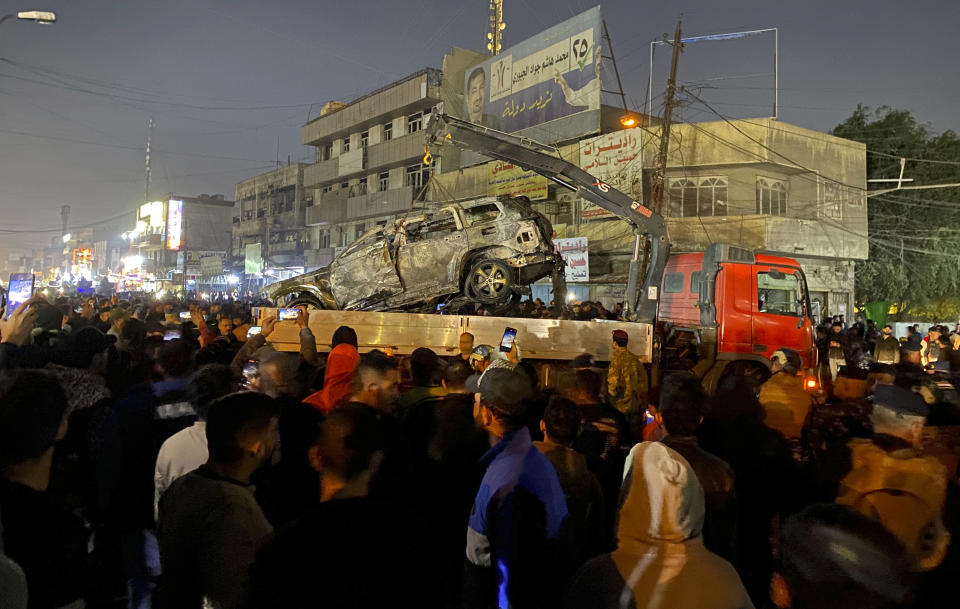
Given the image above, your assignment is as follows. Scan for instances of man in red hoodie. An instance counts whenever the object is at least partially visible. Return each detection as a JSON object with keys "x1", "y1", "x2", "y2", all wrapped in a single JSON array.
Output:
[{"x1": 304, "y1": 326, "x2": 360, "y2": 413}]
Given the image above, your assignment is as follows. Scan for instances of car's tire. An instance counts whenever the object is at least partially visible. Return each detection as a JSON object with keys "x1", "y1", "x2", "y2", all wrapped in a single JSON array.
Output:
[
  {"x1": 465, "y1": 259, "x2": 513, "y2": 305},
  {"x1": 286, "y1": 294, "x2": 325, "y2": 309}
]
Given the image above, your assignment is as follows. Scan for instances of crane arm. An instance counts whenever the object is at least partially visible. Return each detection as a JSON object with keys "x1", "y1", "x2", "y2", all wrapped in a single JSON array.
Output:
[{"x1": 426, "y1": 111, "x2": 670, "y2": 322}]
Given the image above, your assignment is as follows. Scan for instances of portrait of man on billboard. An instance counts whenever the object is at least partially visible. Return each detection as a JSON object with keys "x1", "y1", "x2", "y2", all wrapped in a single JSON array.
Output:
[{"x1": 465, "y1": 66, "x2": 499, "y2": 129}]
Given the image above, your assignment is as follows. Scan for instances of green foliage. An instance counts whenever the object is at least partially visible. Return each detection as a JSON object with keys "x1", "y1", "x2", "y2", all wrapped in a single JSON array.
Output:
[{"x1": 831, "y1": 106, "x2": 960, "y2": 320}]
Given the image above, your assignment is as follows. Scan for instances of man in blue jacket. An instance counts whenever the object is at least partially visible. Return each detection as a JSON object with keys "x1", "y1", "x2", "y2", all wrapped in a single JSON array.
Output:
[{"x1": 464, "y1": 367, "x2": 568, "y2": 609}]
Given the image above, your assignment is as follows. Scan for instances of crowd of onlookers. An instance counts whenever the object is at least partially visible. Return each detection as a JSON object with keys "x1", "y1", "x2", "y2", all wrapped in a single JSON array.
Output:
[{"x1": 0, "y1": 294, "x2": 957, "y2": 609}]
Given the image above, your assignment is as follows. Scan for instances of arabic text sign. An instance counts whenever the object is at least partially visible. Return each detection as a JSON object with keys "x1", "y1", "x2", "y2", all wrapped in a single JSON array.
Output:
[
  {"x1": 244, "y1": 243, "x2": 263, "y2": 276},
  {"x1": 200, "y1": 255, "x2": 223, "y2": 278},
  {"x1": 554, "y1": 237, "x2": 589, "y2": 283},
  {"x1": 579, "y1": 128, "x2": 644, "y2": 219},
  {"x1": 487, "y1": 161, "x2": 548, "y2": 200},
  {"x1": 464, "y1": 6, "x2": 602, "y2": 139}
]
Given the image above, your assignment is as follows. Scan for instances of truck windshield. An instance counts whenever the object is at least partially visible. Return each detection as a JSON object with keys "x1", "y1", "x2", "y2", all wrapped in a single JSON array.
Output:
[{"x1": 757, "y1": 270, "x2": 804, "y2": 317}]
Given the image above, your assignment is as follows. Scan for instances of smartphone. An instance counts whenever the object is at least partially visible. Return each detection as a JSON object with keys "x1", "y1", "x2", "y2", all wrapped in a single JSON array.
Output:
[
  {"x1": 4, "y1": 273, "x2": 35, "y2": 320},
  {"x1": 73, "y1": 305, "x2": 84, "y2": 314},
  {"x1": 179, "y1": 311, "x2": 192, "y2": 321},
  {"x1": 499, "y1": 327, "x2": 518, "y2": 352},
  {"x1": 163, "y1": 330, "x2": 180, "y2": 341},
  {"x1": 278, "y1": 308, "x2": 299, "y2": 321},
  {"x1": 247, "y1": 326, "x2": 262, "y2": 338}
]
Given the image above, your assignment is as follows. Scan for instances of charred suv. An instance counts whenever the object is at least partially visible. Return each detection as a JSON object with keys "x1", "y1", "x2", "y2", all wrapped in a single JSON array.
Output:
[{"x1": 265, "y1": 196, "x2": 559, "y2": 311}]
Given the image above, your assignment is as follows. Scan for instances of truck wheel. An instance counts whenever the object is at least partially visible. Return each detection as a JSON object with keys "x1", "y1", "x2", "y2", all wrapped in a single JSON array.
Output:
[{"x1": 465, "y1": 259, "x2": 513, "y2": 305}]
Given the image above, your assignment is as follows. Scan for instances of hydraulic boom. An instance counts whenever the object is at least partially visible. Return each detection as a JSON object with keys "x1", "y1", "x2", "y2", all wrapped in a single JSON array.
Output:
[{"x1": 426, "y1": 111, "x2": 670, "y2": 323}]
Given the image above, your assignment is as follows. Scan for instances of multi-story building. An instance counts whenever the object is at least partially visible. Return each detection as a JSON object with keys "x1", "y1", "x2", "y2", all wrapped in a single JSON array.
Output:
[
  {"x1": 124, "y1": 194, "x2": 234, "y2": 292},
  {"x1": 232, "y1": 163, "x2": 312, "y2": 276},
  {"x1": 297, "y1": 65, "x2": 475, "y2": 269}
]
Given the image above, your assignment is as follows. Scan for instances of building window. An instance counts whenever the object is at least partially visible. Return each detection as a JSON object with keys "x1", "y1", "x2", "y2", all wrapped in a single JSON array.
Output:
[
  {"x1": 667, "y1": 176, "x2": 728, "y2": 217},
  {"x1": 379, "y1": 172, "x2": 390, "y2": 192},
  {"x1": 360, "y1": 131, "x2": 369, "y2": 148},
  {"x1": 342, "y1": 137, "x2": 350, "y2": 153},
  {"x1": 321, "y1": 185, "x2": 333, "y2": 193},
  {"x1": 318, "y1": 230, "x2": 330, "y2": 248},
  {"x1": 756, "y1": 177, "x2": 787, "y2": 216},
  {"x1": 354, "y1": 223, "x2": 366, "y2": 240},
  {"x1": 323, "y1": 142, "x2": 333, "y2": 161},
  {"x1": 407, "y1": 112, "x2": 423, "y2": 134},
  {"x1": 357, "y1": 177, "x2": 367, "y2": 195},
  {"x1": 405, "y1": 163, "x2": 430, "y2": 189},
  {"x1": 383, "y1": 121, "x2": 393, "y2": 141},
  {"x1": 340, "y1": 182, "x2": 349, "y2": 190}
]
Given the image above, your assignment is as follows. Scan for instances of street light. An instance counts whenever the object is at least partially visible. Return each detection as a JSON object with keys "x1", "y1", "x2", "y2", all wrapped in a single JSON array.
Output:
[{"x1": 0, "y1": 10, "x2": 57, "y2": 25}]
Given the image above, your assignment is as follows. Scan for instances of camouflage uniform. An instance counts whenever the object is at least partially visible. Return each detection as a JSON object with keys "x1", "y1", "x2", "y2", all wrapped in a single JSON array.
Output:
[{"x1": 607, "y1": 347, "x2": 646, "y2": 416}]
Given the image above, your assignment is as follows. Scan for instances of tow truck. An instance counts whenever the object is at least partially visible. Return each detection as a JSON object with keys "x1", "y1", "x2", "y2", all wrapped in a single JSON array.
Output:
[{"x1": 262, "y1": 111, "x2": 817, "y2": 391}]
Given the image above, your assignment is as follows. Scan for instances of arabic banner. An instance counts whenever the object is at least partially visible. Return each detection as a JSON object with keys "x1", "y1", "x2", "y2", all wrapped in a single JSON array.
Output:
[
  {"x1": 554, "y1": 237, "x2": 589, "y2": 283},
  {"x1": 487, "y1": 161, "x2": 548, "y2": 200},
  {"x1": 244, "y1": 243, "x2": 263, "y2": 276},
  {"x1": 579, "y1": 127, "x2": 644, "y2": 219},
  {"x1": 464, "y1": 6, "x2": 602, "y2": 142},
  {"x1": 200, "y1": 254, "x2": 224, "y2": 279}
]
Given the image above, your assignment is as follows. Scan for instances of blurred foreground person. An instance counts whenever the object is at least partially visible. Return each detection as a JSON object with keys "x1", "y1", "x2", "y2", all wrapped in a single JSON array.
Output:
[
  {"x1": 836, "y1": 384, "x2": 950, "y2": 571},
  {"x1": 0, "y1": 370, "x2": 89, "y2": 609},
  {"x1": 535, "y1": 397, "x2": 607, "y2": 560},
  {"x1": 250, "y1": 404, "x2": 434, "y2": 608},
  {"x1": 566, "y1": 442, "x2": 753, "y2": 609},
  {"x1": 771, "y1": 503, "x2": 912, "y2": 609},
  {"x1": 157, "y1": 392, "x2": 279, "y2": 609}
]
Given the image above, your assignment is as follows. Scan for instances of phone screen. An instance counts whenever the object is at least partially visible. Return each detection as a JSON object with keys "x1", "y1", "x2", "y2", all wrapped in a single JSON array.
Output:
[
  {"x1": 278, "y1": 308, "x2": 299, "y2": 321},
  {"x1": 179, "y1": 311, "x2": 192, "y2": 321},
  {"x1": 163, "y1": 330, "x2": 180, "y2": 341},
  {"x1": 499, "y1": 327, "x2": 518, "y2": 352},
  {"x1": 247, "y1": 326, "x2": 262, "y2": 338},
  {"x1": 4, "y1": 273, "x2": 35, "y2": 320}
]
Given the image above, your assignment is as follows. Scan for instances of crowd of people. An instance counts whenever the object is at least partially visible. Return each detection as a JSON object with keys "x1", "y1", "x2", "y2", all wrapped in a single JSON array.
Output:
[{"x1": 0, "y1": 294, "x2": 957, "y2": 609}]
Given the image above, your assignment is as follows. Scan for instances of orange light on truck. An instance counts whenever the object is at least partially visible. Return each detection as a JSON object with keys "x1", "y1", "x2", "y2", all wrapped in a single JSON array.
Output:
[{"x1": 805, "y1": 378, "x2": 818, "y2": 390}]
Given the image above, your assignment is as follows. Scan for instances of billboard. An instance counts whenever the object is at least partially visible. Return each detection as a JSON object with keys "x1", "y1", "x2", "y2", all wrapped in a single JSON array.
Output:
[
  {"x1": 244, "y1": 243, "x2": 263, "y2": 276},
  {"x1": 200, "y1": 254, "x2": 224, "y2": 278},
  {"x1": 579, "y1": 127, "x2": 644, "y2": 219},
  {"x1": 487, "y1": 160, "x2": 548, "y2": 200},
  {"x1": 165, "y1": 199, "x2": 183, "y2": 250},
  {"x1": 464, "y1": 6, "x2": 602, "y2": 143},
  {"x1": 554, "y1": 237, "x2": 589, "y2": 282}
]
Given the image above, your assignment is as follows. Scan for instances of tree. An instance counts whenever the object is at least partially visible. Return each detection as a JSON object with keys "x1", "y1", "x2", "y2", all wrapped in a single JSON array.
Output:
[{"x1": 831, "y1": 106, "x2": 960, "y2": 321}]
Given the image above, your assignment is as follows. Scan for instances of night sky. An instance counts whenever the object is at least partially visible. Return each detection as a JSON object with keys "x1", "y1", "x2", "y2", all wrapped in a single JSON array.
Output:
[{"x1": 1, "y1": 0, "x2": 957, "y2": 254}]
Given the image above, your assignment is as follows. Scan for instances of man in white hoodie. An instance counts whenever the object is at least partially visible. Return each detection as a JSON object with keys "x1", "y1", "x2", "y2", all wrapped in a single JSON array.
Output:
[{"x1": 565, "y1": 441, "x2": 754, "y2": 609}]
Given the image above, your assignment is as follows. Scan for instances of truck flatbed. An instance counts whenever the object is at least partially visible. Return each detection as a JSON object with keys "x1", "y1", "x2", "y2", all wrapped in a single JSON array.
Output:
[{"x1": 255, "y1": 308, "x2": 652, "y2": 363}]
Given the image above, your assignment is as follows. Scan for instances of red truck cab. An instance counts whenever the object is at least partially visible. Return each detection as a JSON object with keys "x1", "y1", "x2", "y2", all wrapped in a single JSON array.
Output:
[{"x1": 658, "y1": 243, "x2": 817, "y2": 390}]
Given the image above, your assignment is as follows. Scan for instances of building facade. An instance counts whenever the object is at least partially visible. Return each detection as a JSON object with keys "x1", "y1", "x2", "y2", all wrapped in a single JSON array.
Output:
[
  {"x1": 296, "y1": 67, "x2": 460, "y2": 269},
  {"x1": 124, "y1": 194, "x2": 234, "y2": 293},
  {"x1": 232, "y1": 163, "x2": 312, "y2": 279}
]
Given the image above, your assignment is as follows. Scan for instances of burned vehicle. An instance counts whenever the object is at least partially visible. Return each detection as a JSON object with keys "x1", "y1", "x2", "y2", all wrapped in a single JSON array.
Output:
[{"x1": 265, "y1": 196, "x2": 561, "y2": 312}]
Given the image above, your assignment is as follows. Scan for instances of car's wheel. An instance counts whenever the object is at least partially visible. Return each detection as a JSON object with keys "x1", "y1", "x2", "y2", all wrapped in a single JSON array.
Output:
[
  {"x1": 465, "y1": 259, "x2": 513, "y2": 305},
  {"x1": 286, "y1": 294, "x2": 324, "y2": 309}
]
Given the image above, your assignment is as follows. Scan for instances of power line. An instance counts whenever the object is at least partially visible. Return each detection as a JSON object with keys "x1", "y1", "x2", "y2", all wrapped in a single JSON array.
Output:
[{"x1": 0, "y1": 127, "x2": 278, "y2": 163}]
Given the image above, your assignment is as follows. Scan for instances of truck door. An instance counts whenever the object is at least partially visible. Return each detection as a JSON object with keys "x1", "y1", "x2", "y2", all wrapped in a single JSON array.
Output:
[{"x1": 751, "y1": 266, "x2": 815, "y2": 365}]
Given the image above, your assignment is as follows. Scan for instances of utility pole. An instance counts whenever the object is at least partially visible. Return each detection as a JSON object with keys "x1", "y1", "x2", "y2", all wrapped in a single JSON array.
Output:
[
  {"x1": 649, "y1": 16, "x2": 683, "y2": 215},
  {"x1": 145, "y1": 117, "x2": 154, "y2": 203}
]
